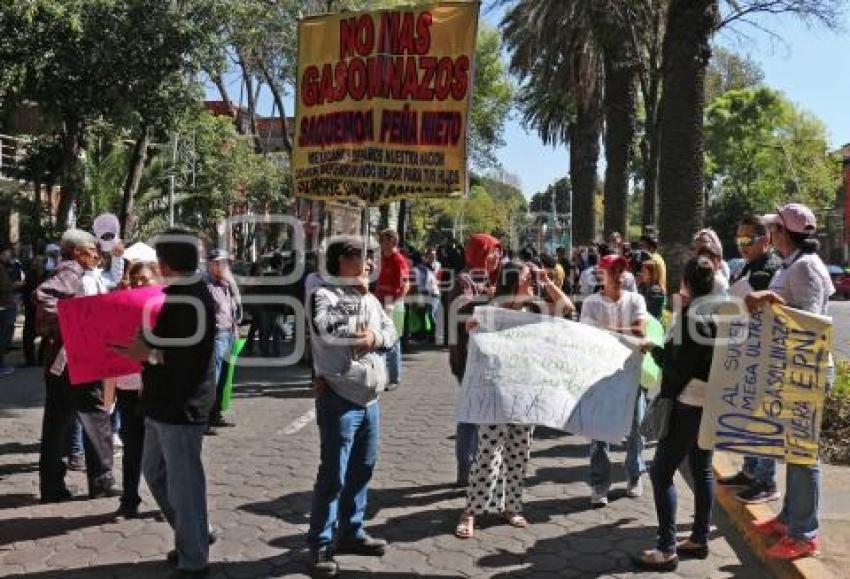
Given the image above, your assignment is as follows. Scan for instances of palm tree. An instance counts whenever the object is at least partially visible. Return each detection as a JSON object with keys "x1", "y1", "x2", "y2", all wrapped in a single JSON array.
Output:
[
  {"x1": 502, "y1": 1, "x2": 647, "y2": 244},
  {"x1": 596, "y1": 5, "x2": 642, "y2": 238},
  {"x1": 501, "y1": 1, "x2": 603, "y2": 244},
  {"x1": 655, "y1": 0, "x2": 718, "y2": 287}
]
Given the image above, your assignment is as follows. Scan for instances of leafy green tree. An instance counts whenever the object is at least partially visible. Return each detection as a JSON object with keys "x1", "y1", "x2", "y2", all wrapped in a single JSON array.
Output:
[
  {"x1": 704, "y1": 86, "x2": 840, "y2": 249},
  {"x1": 501, "y1": 1, "x2": 602, "y2": 244},
  {"x1": 529, "y1": 177, "x2": 571, "y2": 215},
  {"x1": 1, "y1": 0, "x2": 222, "y2": 232},
  {"x1": 704, "y1": 46, "x2": 764, "y2": 103},
  {"x1": 656, "y1": 0, "x2": 841, "y2": 287},
  {"x1": 469, "y1": 25, "x2": 514, "y2": 168},
  {"x1": 409, "y1": 174, "x2": 526, "y2": 248}
]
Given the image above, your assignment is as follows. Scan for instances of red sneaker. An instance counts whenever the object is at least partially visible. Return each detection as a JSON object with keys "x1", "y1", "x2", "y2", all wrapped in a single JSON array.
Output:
[
  {"x1": 765, "y1": 537, "x2": 820, "y2": 560},
  {"x1": 752, "y1": 517, "x2": 788, "y2": 538}
]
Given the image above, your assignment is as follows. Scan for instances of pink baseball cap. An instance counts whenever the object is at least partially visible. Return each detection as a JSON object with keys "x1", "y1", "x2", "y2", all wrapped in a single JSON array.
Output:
[{"x1": 760, "y1": 203, "x2": 817, "y2": 234}]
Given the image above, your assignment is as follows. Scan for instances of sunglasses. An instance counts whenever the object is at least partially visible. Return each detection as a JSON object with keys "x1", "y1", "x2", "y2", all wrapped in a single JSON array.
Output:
[{"x1": 736, "y1": 236, "x2": 763, "y2": 248}]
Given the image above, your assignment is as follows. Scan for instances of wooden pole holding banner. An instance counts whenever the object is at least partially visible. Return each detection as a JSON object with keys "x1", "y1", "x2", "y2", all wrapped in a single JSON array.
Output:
[{"x1": 397, "y1": 198, "x2": 411, "y2": 352}]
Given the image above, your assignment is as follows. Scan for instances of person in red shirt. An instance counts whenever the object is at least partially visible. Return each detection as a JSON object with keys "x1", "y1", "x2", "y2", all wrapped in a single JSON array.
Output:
[{"x1": 374, "y1": 229, "x2": 410, "y2": 391}]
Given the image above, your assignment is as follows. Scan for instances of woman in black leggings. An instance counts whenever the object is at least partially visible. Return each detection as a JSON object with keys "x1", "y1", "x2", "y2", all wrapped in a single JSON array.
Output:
[{"x1": 634, "y1": 256, "x2": 719, "y2": 572}]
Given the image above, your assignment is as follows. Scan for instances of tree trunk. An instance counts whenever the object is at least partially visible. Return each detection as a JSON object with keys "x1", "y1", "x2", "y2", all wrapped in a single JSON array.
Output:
[
  {"x1": 31, "y1": 179, "x2": 44, "y2": 243},
  {"x1": 120, "y1": 125, "x2": 151, "y2": 240},
  {"x1": 55, "y1": 125, "x2": 82, "y2": 231},
  {"x1": 602, "y1": 46, "x2": 637, "y2": 239},
  {"x1": 569, "y1": 98, "x2": 602, "y2": 245},
  {"x1": 397, "y1": 199, "x2": 408, "y2": 247},
  {"x1": 657, "y1": 0, "x2": 718, "y2": 290},
  {"x1": 258, "y1": 60, "x2": 293, "y2": 156},
  {"x1": 378, "y1": 204, "x2": 390, "y2": 230},
  {"x1": 638, "y1": 0, "x2": 664, "y2": 230},
  {"x1": 237, "y1": 53, "x2": 264, "y2": 154},
  {"x1": 209, "y1": 71, "x2": 232, "y2": 112}
]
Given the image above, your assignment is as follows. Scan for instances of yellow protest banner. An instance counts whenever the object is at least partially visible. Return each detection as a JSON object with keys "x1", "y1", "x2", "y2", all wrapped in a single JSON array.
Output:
[
  {"x1": 293, "y1": 2, "x2": 479, "y2": 204},
  {"x1": 699, "y1": 303, "x2": 833, "y2": 465}
]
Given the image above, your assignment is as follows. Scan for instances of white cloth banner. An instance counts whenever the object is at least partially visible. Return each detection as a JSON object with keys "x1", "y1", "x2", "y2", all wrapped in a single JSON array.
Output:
[{"x1": 454, "y1": 306, "x2": 643, "y2": 443}]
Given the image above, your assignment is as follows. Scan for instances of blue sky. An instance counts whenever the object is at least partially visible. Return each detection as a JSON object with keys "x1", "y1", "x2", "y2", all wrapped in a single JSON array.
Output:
[
  {"x1": 487, "y1": 10, "x2": 850, "y2": 198},
  {"x1": 207, "y1": 7, "x2": 850, "y2": 200}
]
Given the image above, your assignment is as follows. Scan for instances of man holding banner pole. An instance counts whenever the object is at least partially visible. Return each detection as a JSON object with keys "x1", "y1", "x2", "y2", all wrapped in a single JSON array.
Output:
[{"x1": 717, "y1": 216, "x2": 783, "y2": 504}]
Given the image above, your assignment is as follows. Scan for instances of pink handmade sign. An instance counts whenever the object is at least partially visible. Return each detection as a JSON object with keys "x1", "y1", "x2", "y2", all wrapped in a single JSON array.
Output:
[{"x1": 57, "y1": 286, "x2": 165, "y2": 385}]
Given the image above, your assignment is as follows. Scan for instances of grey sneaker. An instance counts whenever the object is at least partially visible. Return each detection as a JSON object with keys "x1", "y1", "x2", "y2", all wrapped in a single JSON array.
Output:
[
  {"x1": 385, "y1": 382, "x2": 399, "y2": 392},
  {"x1": 591, "y1": 486, "x2": 609, "y2": 507},
  {"x1": 627, "y1": 476, "x2": 644, "y2": 498}
]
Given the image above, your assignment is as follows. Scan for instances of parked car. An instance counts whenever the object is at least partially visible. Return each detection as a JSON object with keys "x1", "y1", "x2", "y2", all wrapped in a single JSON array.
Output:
[{"x1": 834, "y1": 273, "x2": 850, "y2": 300}]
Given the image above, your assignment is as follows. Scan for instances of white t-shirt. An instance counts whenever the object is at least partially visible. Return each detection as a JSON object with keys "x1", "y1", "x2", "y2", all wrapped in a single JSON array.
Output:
[{"x1": 580, "y1": 291, "x2": 648, "y2": 331}]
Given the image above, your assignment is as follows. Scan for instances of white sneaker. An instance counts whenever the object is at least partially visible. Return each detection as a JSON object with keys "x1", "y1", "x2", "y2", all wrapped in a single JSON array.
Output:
[
  {"x1": 627, "y1": 476, "x2": 644, "y2": 498},
  {"x1": 591, "y1": 486, "x2": 609, "y2": 507}
]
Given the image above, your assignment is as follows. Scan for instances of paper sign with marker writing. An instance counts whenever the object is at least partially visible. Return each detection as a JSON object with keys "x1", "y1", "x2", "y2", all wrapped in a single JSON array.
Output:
[
  {"x1": 57, "y1": 286, "x2": 165, "y2": 385},
  {"x1": 699, "y1": 303, "x2": 833, "y2": 465},
  {"x1": 455, "y1": 306, "x2": 642, "y2": 443}
]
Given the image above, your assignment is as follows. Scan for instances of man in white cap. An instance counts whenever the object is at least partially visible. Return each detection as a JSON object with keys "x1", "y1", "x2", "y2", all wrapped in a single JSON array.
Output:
[{"x1": 205, "y1": 249, "x2": 240, "y2": 432}]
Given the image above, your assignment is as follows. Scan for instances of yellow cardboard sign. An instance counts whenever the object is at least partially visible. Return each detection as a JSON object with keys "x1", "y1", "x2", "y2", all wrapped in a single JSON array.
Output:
[
  {"x1": 699, "y1": 303, "x2": 833, "y2": 465},
  {"x1": 293, "y1": 2, "x2": 479, "y2": 204}
]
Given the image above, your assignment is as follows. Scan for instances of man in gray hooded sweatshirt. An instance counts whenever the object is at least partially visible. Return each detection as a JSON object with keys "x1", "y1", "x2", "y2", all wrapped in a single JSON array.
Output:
[{"x1": 307, "y1": 236, "x2": 396, "y2": 578}]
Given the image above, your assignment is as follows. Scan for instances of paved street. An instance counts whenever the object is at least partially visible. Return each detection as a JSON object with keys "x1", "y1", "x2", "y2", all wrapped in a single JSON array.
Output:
[
  {"x1": 0, "y1": 344, "x2": 769, "y2": 579},
  {"x1": 828, "y1": 301, "x2": 850, "y2": 361}
]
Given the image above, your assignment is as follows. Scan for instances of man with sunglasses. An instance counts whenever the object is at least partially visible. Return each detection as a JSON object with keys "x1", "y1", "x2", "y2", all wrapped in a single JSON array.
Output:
[{"x1": 717, "y1": 216, "x2": 782, "y2": 504}]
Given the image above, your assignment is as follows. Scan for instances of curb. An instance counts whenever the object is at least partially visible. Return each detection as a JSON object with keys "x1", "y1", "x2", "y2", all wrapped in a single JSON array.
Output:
[{"x1": 713, "y1": 451, "x2": 835, "y2": 579}]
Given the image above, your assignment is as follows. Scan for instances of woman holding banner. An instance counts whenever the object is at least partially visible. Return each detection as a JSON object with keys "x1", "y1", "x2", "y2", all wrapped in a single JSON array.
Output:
[
  {"x1": 745, "y1": 203, "x2": 835, "y2": 560},
  {"x1": 114, "y1": 261, "x2": 161, "y2": 519},
  {"x1": 579, "y1": 254, "x2": 648, "y2": 507},
  {"x1": 634, "y1": 256, "x2": 718, "y2": 572},
  {"x1": 454, "y1": 260, "x2": 573, "y2": 539},
  {"x1": 448, "y1": 234, "x2": 502, "y2": 487}
]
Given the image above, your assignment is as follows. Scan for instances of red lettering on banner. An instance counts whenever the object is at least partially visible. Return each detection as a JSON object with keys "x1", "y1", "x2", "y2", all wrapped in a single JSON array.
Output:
[
  {"x1": 340, "y1": 15, "x2": 375, "y2": 59},
  {"x1": 378, "y1": 11, "x2": 432, "y2": 55}
]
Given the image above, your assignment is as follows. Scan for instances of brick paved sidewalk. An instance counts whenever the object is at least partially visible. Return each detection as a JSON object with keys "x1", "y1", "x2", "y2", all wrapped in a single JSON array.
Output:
[{"x1": 0, "y1": 348, "x2": 767, "y2": 578}]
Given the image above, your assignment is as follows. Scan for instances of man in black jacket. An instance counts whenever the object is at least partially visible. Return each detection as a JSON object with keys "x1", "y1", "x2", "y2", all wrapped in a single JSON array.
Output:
[
  {"x1": 717, "y1": 216, "x2": 783, "y2": 505},
  {"x1": 114, "y1": 230, "x2": 215, "y2": 578}
]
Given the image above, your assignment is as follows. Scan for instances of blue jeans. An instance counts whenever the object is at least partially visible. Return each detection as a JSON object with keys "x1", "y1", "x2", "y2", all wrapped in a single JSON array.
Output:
[
  {"x1": 70, "y1": 418, "x2": 84, "y2": 457},
  {"x1": 778, "y1": 463, "x2": 819, "y2": 541},
  {"x1": 110, "y1": 406, "x2": 121, "y2": 437},
  {"x1": 589, "y1": 389, "x2": 647, "y2": 489},
  {"x1": 650, "y1": 402, "x2": 714, "y2": 553},
  {"x1": 213, "y1": 331, "x2": 234, "y2": 387},
  {"x1": 774, "y1": 364, "x2": 833, "y2": 541},
  {"x1": 743, "y1": 456, "x2": 776, "y2": 486},
  {"x1": 385, "y1": 340, "x2": 402, "y2": 385},
  {"x1": 456, "y1": 422, "x2": 479, "y2": 481},
  {"x1": 142, "y1": 419, "x2": 209, "y2": 571},
  {"x1": 307, "y1": 388, "x2": 380, "y2": 551}
]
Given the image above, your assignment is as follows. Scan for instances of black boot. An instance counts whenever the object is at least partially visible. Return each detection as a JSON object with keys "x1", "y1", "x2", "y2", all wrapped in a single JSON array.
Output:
[{"x1": 309, "y1": 548, "x2": 339, "y2": 578}]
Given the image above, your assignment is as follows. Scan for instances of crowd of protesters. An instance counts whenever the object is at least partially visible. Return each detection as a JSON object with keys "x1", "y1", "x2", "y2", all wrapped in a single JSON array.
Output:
[{"x1": 0, "y1": 201, "x2": 836, "y2": 577}]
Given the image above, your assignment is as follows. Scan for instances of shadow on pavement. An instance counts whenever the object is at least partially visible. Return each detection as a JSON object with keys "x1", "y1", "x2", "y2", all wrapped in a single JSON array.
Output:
[
  {"x1": 0, "y1": 513, "x2": 117, "y2": 546},
  {"x1": 1, "y1": 556, "x2": 465, "y2": 579},
  {"x1": 241, "y1": 482, "x2": 465, "y2": 528},
  {"x1": 0, "y1": 493, "x2": 38, "y2": 510}
]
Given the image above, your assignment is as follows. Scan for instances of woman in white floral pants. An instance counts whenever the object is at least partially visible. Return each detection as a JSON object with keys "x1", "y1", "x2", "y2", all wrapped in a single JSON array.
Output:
[{"x1": 455, "y1": 260, "x2": 573, "y2": 539}]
